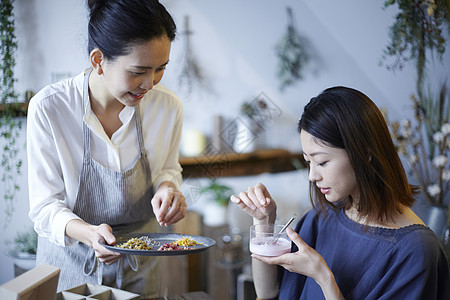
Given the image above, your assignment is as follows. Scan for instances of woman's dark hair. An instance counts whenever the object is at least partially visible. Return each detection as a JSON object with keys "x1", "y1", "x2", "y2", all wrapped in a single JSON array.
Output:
[
  {"x1": 298, "y1": 86, "x2": 417, "y2": 223},
  {"x1": 87, "y1": 0, "x2": 176, "y2": 60}
]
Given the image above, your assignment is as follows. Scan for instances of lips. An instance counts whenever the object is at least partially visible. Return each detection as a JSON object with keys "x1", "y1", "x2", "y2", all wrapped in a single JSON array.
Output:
[
  {"x1": 317, "y1": 186, "x2": 330, "y2": 194},
  {"x1": 128, "y1": 91, "x2": 147, "y2": 100}
]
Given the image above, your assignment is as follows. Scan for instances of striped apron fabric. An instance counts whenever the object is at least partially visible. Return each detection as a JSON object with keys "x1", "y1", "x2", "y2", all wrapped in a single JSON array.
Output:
[{"x1": 36, "y1": 69, "x2": 160, "y2": 298}]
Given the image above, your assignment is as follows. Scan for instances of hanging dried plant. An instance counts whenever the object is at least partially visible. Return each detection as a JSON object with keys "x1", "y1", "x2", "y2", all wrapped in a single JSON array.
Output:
[
  {"x1": 380, "y1": 0, "x2": 450, "y2": 90},
  {"x1": 275, "y1": 7, "x2": 309, "y2": 91},
  {"x1": 178, "y1": 15, "x2": 208, "y2": 96}
]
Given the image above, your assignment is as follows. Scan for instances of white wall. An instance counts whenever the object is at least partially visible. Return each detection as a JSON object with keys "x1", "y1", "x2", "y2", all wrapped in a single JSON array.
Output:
[{"x1": 1, "y1": 0, "x2": 449, "y2": 285}]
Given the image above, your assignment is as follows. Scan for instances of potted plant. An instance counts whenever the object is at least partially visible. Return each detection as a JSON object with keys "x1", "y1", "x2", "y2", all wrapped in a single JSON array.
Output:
[
  {"x1": 1, "y1": 0, "x2": 23, "y2": 228},
  {"x1": 381, "y1": 0, "x2": 450, "y2": 237},
  {"x1": 234, "y1": 96, "x2": 270, "y2": 153},
  {"x1": 200, "y1": 179, "x2": 234, "y2": 227},
  {"x1": 385, "y1": 85, "x2": 449, "y2": 236},
  {"x1": 5, "y1": 228, "x2": 38, "y2": 275}
]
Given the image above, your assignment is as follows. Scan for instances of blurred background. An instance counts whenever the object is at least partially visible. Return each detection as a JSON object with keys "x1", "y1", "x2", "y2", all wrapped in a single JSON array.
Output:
[{"x1": 1, "y1": 0, "x2": 449, "y2": 298}]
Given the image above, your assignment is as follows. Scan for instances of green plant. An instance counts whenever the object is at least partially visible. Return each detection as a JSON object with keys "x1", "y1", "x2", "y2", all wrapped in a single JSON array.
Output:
[
  {"x1": 0, "y1": 0, "x2": 23, "y2": 227},
  {"x1": 380, "y1": 0, "x2": 450, "y2": 89},
  {"x1": 275, "y1": 6, "x2": 309, "y2": 91},
  {"x1": 380, "y1": 0, "x2": 450, "y2": 207},
  {"x1": 6, "y1": 228, "x2": 38, "y2": 255},
  {"x1": 200, "y1": 179, "x2": 234, "y2": 207}
]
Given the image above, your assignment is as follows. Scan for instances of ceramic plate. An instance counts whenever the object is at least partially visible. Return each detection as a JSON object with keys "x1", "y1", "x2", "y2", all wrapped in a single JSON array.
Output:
[{"x1": 101, "y1": 232, "x2": 216, "y2": 256}]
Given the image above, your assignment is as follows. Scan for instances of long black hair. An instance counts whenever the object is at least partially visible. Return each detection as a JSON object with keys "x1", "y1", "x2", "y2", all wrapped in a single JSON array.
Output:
[{"x1": 87, "y1": 0, "x2": 176, "y2": 60}]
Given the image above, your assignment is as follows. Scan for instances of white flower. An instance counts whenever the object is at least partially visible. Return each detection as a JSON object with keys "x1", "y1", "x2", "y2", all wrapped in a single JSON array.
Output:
[
  {"x1": 409, "y1": 154, "x2": 419, "y2": 165},
  {"x1": 400, "y1": 128, "x2": 413, "y2": 138},
  {"x1": 443, "y1": 170, "x2": 450, "y2": 182},
  {"x1": 400, "y1": 120, "x2": 413, "y2": 138},
  {"x1": 432, "y1": 131, "x2": 444, "y2": 143},
  {"x1": 427, "y1": 184, "x2": 441, "y2": 197},
  {"x1": 442, "y1": 123, "x2": 450, "y2": 135},
  {"x1": 401, "y1": 119, "x2": 411, "y2": 128},
  {"x1": 432, "y1": 155, "x2": 448, "y2": 168}
]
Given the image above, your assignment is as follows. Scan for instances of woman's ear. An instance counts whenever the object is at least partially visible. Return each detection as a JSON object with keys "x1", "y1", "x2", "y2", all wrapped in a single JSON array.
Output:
[{"x1": 89, "y1": 48, "x2": 104, "y2": 75}]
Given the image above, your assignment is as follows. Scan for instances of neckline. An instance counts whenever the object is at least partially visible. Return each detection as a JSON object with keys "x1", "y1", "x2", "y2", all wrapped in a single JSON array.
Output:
[{"x1": 336, "y1": 208, "x2": 428, "y2": 237}]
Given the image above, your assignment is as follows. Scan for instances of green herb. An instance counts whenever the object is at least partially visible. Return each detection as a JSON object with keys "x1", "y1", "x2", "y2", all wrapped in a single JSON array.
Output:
[{"x1": 1, "y1": 0, "x2": 23, "y2": 228}]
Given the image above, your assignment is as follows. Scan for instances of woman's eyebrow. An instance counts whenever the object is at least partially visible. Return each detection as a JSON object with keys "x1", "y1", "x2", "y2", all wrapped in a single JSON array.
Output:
[
  {"x1": 130, "y1": 60, "x2": 169, "y2": 70},
  {"x1": 303, "y1": 151, "x2": 327, "y2": 157}
]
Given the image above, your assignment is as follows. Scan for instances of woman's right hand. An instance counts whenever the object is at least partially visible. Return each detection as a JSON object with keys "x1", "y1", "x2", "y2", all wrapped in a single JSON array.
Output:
[
  {"x1": 66, "y1": 219, "x2": 121, "y2": 265},
  {"x1": 230, "y1": 183, "x2": 277, "y2": 224},
  {"x1": 91, "y1": 223, "x2": 122, "y2": 265}
]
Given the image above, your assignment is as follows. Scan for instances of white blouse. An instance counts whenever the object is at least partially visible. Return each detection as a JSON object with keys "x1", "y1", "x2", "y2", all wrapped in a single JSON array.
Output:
[{"x1": 27, "y1": 70, "x2": 183, "y2": 246}]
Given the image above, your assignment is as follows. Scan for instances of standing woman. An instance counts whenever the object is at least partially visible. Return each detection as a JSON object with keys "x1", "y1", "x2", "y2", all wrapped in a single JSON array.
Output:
[
  {"x1": 231, "y1": 87, "x2": 450, "y2": 299},
  {"x1": 27, "y1": 0, "x2": 186, "y2": 297}
]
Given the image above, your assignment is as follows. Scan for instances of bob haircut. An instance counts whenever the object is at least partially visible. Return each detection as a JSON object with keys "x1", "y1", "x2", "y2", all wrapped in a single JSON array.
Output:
[
  {"x1": 87, "y1": 0, "x2": 176, "y2": 61},
  {"x1": 298, "y1": 86, "x2": 417, "y2": 223}
]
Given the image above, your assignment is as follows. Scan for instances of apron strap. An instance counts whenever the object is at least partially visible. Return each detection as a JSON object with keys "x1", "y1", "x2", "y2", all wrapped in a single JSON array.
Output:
[
  {"x1": 83, "y1": 248, "x2": 103, "y2": 285},
  {"x1": 134, "y1": 105, "x2": 146, "y2": 156},
  {"x1": 83, "y1": 247, "x2": 140, "y2": 289},
  {"x1": 81, "y1": 69, "x2": 93, "y2": 161},
  {"x1": 116, "y1": 255, "x2": 139, "y2": 289}
]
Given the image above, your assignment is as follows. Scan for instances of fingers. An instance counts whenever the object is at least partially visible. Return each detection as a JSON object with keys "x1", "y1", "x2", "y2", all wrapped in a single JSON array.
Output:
[
  {"x1": 163, "y1": 195, "x2": 187, "y2": 225},
  {"x1": 251, "y1": 253, "x2": 286, "y2": 265},
  {"x1": 95, "y1": 250, "x2": 122, "y2": 265},
  {"x1": 151, "y1": 189, "x2": 187, "y2": 227},
  {"x1": 92, "y1": 224, "x2": 121, "y2": 265},
  {"x1": 230, "y1": 184, "x2": 273, "y2": 210},
  {"x1": 233, "y1": 184, "x2": 267, "y2": 210},
  {"x1": 286, "y1": 227, "x2": 306, "y2": 251},
  {"x1": 254, "y1": 183, "x2": 270, "y2": 205},
  {"x1": 97, "y1": 224, "x2": 116, "y2": 245},
  {"x1": 239, "y1": 189, "x2": 258, "y2": 210}
]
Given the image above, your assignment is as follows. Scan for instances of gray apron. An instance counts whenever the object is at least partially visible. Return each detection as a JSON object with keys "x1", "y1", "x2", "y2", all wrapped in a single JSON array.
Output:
[{"x1": 36, "y1": 69, "x2": 159, "y2": 298}]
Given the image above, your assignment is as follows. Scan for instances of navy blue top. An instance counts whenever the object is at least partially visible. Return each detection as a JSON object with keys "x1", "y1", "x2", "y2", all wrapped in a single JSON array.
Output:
[{"x1": 279, "y1": 208, "x2": 450, "y2": 300}]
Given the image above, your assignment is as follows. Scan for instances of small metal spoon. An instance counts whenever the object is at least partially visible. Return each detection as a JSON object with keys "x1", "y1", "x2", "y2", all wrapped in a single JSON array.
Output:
[{"x1": 268, "y1": 214, "x2": 297, "y2": 244}]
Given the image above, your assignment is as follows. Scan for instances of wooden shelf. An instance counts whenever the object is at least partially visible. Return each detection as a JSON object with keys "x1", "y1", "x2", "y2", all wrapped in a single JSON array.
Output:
[
  {"x1": 180, "y1": 148, "x2": 305, "y2": 178},
  {"x1": 0, "y1": 102, "x2": 29, "y2": 117},
  {"x1": 0, "y1": 103, "x2": 305, "y2": 179}
]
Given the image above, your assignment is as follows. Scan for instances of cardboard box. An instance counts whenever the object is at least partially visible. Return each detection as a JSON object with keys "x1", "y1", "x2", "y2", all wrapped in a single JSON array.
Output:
[
  {"x1": 0, "y1": 264, "x2": 60, "y2": 300},
  {"x1": 0, "y1": 264, "x2": 139, "y2": 300},
  {"x1": 56, "y1": 283, "x2": 140, "y2": 299}
]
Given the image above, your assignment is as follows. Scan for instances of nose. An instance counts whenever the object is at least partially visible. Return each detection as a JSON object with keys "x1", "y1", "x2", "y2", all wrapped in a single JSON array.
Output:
[
  {"x1": 140, "y1": 72, "x2": 155, "y2": 90},
  {"x1": 308, "y1": 165, "x2": 321, "y2": 182}
]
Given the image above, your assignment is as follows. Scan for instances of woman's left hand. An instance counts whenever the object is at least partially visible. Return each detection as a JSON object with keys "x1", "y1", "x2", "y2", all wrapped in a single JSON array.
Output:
[
  {"x1": 151, "y1": 181, "x2": 186, "y2": 226},
  {"x1": 252, "y1": 228, "x2": 333, "y2": 285}
]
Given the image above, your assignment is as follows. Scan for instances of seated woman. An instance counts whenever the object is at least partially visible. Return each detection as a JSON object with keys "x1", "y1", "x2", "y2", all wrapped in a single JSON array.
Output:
[{"x1": 231, "y1": 86, "x2": 450, "y2": 300}]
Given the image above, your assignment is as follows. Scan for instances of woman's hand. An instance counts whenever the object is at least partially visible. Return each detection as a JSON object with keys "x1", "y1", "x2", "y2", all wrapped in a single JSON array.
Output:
[
  {"x1": 66, "y1": 220, "x2": 121, "y2": 265},
  {"x1": 230, "y1": 183, "x2": 277, "y2": 224},
  {"x1": 91, "y1": 223, "x2": 122, "y2": 265},
  {"x1": 253, "y1": 228, "x2": 344, "y2": 300},
  {"x1": 151, "y1": 181, "x2": 187, "y2": 227}
]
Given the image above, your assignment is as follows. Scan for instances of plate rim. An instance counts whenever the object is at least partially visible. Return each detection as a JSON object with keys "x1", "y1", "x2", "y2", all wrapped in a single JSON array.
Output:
[{"x1": 100, "y1": 232, "x2": 216, "y2": 256}]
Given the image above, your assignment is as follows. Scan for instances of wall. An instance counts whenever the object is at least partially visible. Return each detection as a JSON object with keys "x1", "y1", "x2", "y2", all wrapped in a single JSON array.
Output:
[{"x1": 1, "y1": 0, "x2": 449, "y2": 285}]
